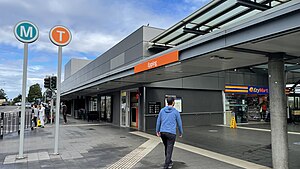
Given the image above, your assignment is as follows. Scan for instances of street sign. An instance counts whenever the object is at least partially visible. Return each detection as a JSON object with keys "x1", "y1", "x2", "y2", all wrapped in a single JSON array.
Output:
[
  {"x1": 49, "y1": 25, "x2": 71, "y2": 46},
  {"x1": 14, "y1": 21, "x2": 39, "y2": 43}
]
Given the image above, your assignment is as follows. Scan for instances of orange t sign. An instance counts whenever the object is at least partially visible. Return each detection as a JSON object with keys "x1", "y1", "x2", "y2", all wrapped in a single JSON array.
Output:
[{"x1": 50, "y1": 26, "x2": 71, "y2": 46}]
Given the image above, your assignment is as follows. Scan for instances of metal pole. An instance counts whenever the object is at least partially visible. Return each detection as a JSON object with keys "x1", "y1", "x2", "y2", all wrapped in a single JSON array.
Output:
[
  {"x1": 268, "y1": 53, "x2": 288, "y2": 169},
  {"x1": 18, "y1": 43, "x2": 28, "y2": 159},
  {"x1": 51, "y1": 96, "x2": 53, "y2": 124},
  {"x1": 143, "y1": 87, "x2": 146, "y2": 132},
  {"x1": 54, "y1": 46, "x2": 62, "y2": 154}
]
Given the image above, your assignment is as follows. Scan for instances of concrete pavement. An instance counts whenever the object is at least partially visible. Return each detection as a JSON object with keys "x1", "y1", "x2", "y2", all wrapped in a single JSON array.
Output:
[{"x1": 0, "y1": 117, "x2": 291, "y2": 169}]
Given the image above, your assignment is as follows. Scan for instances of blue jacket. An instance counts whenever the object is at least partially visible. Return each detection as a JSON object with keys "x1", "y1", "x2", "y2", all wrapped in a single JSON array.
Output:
[{"x1": 156, "y1": 106, "x2": 183, "y2": 135}]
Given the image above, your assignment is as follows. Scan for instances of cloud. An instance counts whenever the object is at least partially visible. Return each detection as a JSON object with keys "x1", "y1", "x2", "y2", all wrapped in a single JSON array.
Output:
[
  {"x1": 0, "y1": 0, "x2": 211, "y2": 99},
  {"x1": 28, "y1": 65, "x2": 43, "y2": 72}
]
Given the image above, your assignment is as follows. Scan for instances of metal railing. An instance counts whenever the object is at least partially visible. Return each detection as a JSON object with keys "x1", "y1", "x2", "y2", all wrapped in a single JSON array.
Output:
[{"x1": 0, "y1": 111, "x2": 31, "y2": 139}]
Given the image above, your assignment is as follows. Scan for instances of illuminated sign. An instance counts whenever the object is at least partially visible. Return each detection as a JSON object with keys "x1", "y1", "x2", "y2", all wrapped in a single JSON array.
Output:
[
  {"x1": 225, "y1": 85, "x2": 269, "y2": 94},
  {"x1": 248, "y1": 86, "x2": 269, "y2": 94}
]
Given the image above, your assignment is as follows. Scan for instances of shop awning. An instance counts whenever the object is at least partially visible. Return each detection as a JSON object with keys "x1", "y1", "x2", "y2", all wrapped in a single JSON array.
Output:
[{"x1": 149, "y1": 0, "x2": 291, "y2": 49}]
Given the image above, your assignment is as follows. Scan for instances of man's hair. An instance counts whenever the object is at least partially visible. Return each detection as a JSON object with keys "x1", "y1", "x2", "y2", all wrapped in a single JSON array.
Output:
[{"x1": 167, "y1": 97, "x2": 175, "y2": 105}]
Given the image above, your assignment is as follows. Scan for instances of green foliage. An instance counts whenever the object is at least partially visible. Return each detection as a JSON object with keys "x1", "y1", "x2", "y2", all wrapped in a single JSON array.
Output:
[
  {"x1": 28, "y1": 83, "x2": 42, "y2": 102},
  {"x1": 0, "y1": 88, "x2": 7, "y2": 99},
  {"x1": 12, "y1": 94, "x2": 22, "y2": 104}
]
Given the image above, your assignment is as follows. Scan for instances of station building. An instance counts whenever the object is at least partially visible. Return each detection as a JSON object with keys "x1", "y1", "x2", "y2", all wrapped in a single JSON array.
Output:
[{"x1": 61, "y1": 0, "x2": 299, "y2": 134}]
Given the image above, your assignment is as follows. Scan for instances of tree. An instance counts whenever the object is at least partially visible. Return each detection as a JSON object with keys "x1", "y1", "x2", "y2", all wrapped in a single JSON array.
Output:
[
  {"x1": 0, "y1": 88, "x2": 7, "y2": 99},
  {"x1": 12, "y1": 94, "x2": 22, "y2": 104},
  {"x1": 28, "y1": 83, "x2": 42, "y2": 102}
]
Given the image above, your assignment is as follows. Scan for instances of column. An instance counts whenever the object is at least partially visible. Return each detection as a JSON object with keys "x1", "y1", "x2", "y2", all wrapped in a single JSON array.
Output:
[
  {"x1": 85, "y1": 96, "x2": 91, "y2": 121},
  {"x1": 71, "y1": 99, "x2": 75, "y2": 118},
  {"x1": 268, "y1": 53, "x2": 288, "y2": 169}
]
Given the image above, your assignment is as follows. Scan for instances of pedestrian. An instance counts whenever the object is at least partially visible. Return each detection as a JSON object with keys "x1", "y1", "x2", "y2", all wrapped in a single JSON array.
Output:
[
  {"x1": 33, "y1": 105, "x2": 39, "y2": 127},
  {"x1": 156, "y1": 97, "x2": 183, "y2": 169},
  {"x1": 31, "y1": 104, "x2": 35, "y2": 130},
  {"x1": 39, "y1": 104, "x2": 45, "y2": 128},
  {"x1": 61, "y1": 102, "x2": 67, "y2": 124},
  {"x1": 259, "y1": 100, "x2": 267, "y2": 121}
]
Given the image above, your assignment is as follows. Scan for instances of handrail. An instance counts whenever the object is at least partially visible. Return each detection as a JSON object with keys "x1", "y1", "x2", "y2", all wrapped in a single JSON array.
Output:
[{"x1": 0, "y1": 111, "x2": 31, "y2": 139}]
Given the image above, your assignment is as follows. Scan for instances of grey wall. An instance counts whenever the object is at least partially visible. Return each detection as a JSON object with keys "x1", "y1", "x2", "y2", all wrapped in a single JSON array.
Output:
[
  {"x1": 146, "y1": 72, "x2": 225, "y2": 90},
  {"x1": 145, "y1": 87, "x2": 223, "y2": 132},
  {"x1": 146, "y1": 70, "x2": 268, "y2": 91},
  {"x1": 62, "y1": 26, "x2": 164, "y2": 93},
  {"x1": 225, "y1": 70, "x2": 268, "y2": 86},
  {"x1": 64, "y1": 59, "x2": 92, "y2": 80}
]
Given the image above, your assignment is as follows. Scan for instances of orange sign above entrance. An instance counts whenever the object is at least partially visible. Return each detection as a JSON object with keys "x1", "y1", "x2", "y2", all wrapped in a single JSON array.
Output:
[{"x1": 134, "y1": 50, "x2": 179, "y2": 74}]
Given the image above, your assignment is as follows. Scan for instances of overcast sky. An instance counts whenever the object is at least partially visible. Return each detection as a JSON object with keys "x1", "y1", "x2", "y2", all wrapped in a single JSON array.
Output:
[{"x1": 0, "y1": 0, "x2": 210, "y2": 99}]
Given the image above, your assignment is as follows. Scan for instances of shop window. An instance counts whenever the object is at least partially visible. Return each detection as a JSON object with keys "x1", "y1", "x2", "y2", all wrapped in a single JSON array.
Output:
[{"x1": 89, "y1": 97, "x2": 97, "y2": 111}]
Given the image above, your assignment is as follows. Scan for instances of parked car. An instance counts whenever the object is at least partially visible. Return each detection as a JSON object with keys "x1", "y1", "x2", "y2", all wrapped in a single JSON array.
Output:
[
  {"x1": 14, "y1": 102, "x2": 31, "y2": 108},
  {"x1": 1, "y1": 102, "x2": 9, "y2": 106},
  {"x1": 15, "y1": 102, "x2": 22, "y2": 106},
  {"x1": 25, "y1": 102, "x2": 31, "y2": 108}
]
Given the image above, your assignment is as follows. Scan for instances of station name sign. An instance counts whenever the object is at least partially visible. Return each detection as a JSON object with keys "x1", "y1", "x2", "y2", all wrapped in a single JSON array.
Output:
[
  {"x1": 134, "y1": 50, "x2": 179, "y2": 74},
  {"x1": 225, "y1": 85, "x2": 269, "y2": 94}
]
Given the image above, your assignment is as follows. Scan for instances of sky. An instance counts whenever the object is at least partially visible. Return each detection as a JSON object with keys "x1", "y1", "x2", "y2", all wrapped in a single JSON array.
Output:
[{"x1": 0, "y1": 0, "x2": 211, "y2": 100}]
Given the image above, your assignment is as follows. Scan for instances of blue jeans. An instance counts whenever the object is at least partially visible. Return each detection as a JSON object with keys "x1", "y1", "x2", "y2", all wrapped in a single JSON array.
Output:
[{"x1": 160, "y1": 132, "x2": 176, "y2": 167}]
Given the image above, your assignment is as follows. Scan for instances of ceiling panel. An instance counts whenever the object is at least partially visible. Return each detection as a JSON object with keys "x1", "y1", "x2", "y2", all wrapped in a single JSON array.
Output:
[{"x1": 237, "y1": 31, "x2": 300, "y2": 56}]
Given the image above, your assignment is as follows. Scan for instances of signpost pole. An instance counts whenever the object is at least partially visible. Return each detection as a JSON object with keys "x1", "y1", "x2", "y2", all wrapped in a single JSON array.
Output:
[
  {"x1": 18, "y1": 43, "x2": 28, "y2": 159},
  {"x1": 50, "y1": 25, "x2": 71, "y2": 154},
  {"x1": 14, "y1": 20, "x2": 39, "y2": 159},
  {"x1": 54, "y1": 46, "x2": 62, "y2": 154}
]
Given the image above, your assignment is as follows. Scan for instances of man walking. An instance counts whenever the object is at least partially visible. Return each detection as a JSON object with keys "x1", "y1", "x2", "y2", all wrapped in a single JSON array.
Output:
[
  {"x1": 156, "y1": 97, "x2": 183, "y2": 169},
  {"x1": 61, "y1": 102, "x2": 67, "y2": 124}
]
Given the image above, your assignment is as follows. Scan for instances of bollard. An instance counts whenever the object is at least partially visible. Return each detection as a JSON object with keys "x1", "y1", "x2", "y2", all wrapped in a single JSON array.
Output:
[{"x1": 0, "y1": 112, "x2": 4, "y2": 139}]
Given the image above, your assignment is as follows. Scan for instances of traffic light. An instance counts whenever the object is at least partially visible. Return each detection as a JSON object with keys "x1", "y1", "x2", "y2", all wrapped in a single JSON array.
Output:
[
  {"x1": 44, "y1": 77, "x2": 50, "y2": 89},
  {"x1": 50, "y1": 76, "x2": 57, "y2": 90}
]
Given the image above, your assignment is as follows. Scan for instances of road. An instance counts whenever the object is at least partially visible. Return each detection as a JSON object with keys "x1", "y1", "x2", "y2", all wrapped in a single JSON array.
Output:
[{"x1": 0, "y1": 106, "x2": 20, "y2": 113}]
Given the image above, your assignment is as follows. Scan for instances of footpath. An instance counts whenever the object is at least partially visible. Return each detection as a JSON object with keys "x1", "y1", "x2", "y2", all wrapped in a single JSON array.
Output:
[{"x1": 0, "y1": 117, "x2": 271, "y2": 169}]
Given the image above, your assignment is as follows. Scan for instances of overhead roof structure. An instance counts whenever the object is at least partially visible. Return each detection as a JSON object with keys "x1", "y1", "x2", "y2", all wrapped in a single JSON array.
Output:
[
  {"x1": 149, "y1": 0, "x2": 291, "y2": 49},
  {"x1": 61, "y1": 0, "x2": 300, "y2": 98}
]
